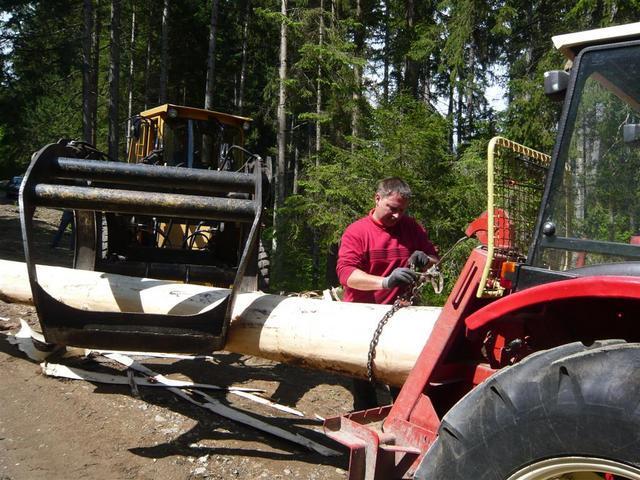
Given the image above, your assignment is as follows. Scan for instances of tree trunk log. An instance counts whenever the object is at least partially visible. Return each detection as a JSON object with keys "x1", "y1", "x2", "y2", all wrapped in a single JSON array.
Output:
[
  {"x1": 204, "y1": 0, "x2": 219, "y2": 110},
  {"x1": 108, "y1": 0, "x2": 121, "y2": 160},
  {"x1": 274, "y1": 0, "x2": 288, "y2": 252},
  {"x1": 0, "y1": 260, "x2": 439, "y2": 387},
  {"x1": 82, "y1": 0, "x2": 94, "y2": 144},
  {"x1": 159, "y1": 0, "x2": 170, "y2": 104},
  {"x1": 126, "y1": 4, "x2": 136, "y2": 158}
]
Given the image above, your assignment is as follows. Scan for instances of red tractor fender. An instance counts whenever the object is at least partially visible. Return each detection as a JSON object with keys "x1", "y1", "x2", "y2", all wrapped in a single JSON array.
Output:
[{"x1": 465, "y1": 275, "x2": 640, "y2": 331}]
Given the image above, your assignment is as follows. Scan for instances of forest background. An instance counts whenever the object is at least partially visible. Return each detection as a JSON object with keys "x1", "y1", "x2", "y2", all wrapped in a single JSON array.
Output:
[{"x1": 0, "y1": 0, "x2": 638, "y2": 297}]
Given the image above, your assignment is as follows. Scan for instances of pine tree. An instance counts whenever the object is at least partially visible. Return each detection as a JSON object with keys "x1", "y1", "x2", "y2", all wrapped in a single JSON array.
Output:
[
  {"x1": 108, "y1": 0, "x2": 121, "y2": 159},
  {"x1": 83, "y1": 0, "x2": 95, "y2": 144},
  {"x1": 159, "y1": 0, "x2": 169, "y2": 103}
]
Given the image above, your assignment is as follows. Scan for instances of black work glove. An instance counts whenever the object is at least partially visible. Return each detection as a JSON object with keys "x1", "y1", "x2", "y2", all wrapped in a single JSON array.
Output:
[
  {"x1": 382, "y1": 267, "x2": 419, "y2": 289},
  {"x1": 408, "y1": 250, "x2": 437, "y2": 270}
]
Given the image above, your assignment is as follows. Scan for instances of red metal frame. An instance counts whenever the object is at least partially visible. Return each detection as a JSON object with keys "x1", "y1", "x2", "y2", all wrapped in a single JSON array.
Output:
[
  {"x1": 464, "y1": 208, "x2": 513, "y2": 249},
  {"x1": 324, "y1": 247, "x2": 495, "y2": 479},
  {"x1": 324, "y1": 245, "x2": 640, "y2": 478},
  {"x1": 465, "y1": 275, "x2": 640, "y2": 331}
]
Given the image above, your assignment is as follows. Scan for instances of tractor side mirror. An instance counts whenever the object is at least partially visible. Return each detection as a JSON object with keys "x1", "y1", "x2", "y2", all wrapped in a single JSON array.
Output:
[
  {"x1": 623, "y1": 124, "x2": 640, "y2": 144},
  {"x1": 131, "y1": 116, "x2": 142, "y2": 140},
  {"x1": 543, "y1": 70, "x2": 570, "y2": 101}
]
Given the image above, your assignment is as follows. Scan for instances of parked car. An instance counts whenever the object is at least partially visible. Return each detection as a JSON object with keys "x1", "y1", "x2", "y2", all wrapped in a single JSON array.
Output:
[{"x1": 6, "y1": 175, "x2": 24, "y2": 199}]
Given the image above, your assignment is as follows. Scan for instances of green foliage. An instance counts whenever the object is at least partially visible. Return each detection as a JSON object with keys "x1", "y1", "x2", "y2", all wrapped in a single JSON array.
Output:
[
  {"x1": 270, "y1": 95, "x2": 460, "y2": 292},
  {"x1": 502, "y1": 50, "x2": 564, "y2": 152},
  {"x1": 3, "y1": 0, "x2": 640, "y2": 303},
  {"x1": 0, "y1": 124, "x2": 12, "y2": 178},
  {"x1": 0, "y1": 1, "x2": 83, "y2": 169},
  {"x1": 22, "y1": 74, "x2": 83, "y2": 157},
  {"x1": 440, "y1": 139, "x2": 487, "y2": 229}
]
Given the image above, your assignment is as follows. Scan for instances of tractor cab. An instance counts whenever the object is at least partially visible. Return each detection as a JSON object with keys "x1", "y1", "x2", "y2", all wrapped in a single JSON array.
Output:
[
  {"x1": 127, "y1": 104, "x2": 252, "y2": 170},
  {"x1": 478, "y1": 23, "x2": 640, "y2": 296},
  {"x1": 527, "y1": 23, "x2": 640, "y2": 284}
]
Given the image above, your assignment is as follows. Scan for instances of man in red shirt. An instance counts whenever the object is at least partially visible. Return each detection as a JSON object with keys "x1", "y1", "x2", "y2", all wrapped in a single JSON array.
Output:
[
  {"x1": 336, "y1": 177, "x2": 438, "y2": 409},
  {"x1": 337, "y1": 177, "x2": 438, "y2": 303}
]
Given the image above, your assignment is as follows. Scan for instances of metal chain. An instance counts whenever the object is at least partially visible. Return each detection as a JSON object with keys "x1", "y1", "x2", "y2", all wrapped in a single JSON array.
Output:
[
  {"x1": 366, "y1": 272, "x2": 430, "y2": 384},
  {"x1": 365, "y1": 236, "x2": 467, "y2": 384}
]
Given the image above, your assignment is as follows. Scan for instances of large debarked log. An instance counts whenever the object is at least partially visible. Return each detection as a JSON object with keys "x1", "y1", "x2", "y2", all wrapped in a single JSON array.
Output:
[{"x1": 0, "y1": 259, "x2": 441, "y2": 386}]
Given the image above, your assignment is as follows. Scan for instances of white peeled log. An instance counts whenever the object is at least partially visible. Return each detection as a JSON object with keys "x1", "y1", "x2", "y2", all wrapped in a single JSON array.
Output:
[{"x1": 0, "y1": 259, "x2": 441, "y2": 386}]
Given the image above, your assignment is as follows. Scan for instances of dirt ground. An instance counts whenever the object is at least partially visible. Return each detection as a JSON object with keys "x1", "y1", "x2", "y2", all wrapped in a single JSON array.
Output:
[{"x1": 0, "y1": 198, "x2": 359, "y2": 480}]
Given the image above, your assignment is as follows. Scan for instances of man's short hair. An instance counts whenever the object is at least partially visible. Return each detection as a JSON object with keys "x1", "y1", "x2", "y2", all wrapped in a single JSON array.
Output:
[{"x1": 376, "y1": 177, "x2": 412, "y2": 199}]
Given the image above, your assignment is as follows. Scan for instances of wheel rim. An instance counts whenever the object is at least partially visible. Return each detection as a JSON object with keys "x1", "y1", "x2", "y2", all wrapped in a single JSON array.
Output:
[{"x1": 507, "y1": 457, "x2": 640, "y2": 480}]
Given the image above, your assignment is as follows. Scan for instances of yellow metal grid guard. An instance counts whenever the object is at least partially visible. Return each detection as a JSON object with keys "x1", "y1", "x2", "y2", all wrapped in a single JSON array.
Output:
[{"x1": 477, "y1": 136, "x2": 551, "y2": 298}]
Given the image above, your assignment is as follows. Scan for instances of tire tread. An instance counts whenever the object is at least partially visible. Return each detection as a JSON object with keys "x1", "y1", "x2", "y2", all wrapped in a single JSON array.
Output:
[{"x1": 415, "y1": 341, "x2": 640, "y2": 480}]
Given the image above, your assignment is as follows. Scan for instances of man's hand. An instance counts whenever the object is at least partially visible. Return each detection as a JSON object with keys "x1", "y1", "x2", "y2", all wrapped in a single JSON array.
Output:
[
  {"x1": 408, "y1": 250, "x2": 437, "y2": 270},
  {"x1": 382, "y1": 267, "x2": 419, "y2": 289}
]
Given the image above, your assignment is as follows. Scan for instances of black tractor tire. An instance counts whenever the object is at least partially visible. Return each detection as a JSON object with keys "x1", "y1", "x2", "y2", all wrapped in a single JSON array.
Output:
[
  {"x1": 415, "y1": 340, "x2": 640, "y2": 480},
  {"x1": 258, "y1": 240, "x2": 270, "y2": 290}
]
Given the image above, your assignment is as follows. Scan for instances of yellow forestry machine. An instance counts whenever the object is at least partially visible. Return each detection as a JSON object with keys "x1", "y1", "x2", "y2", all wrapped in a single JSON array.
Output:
[
  {"x1": 123, "y1": 103, "x2": 270, "y2": 287},
  {"x1": 19, "y1": 103, "x2": 270, "y2": 352}
]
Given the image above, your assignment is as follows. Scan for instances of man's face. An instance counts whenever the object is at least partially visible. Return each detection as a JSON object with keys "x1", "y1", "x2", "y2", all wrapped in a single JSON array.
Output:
[{"x1": 373, "y1": 192, "x2": 409, "y2": 227}]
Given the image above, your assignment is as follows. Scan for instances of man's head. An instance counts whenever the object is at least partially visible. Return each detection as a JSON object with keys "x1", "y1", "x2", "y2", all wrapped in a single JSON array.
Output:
[{"x1": 372, "y1": 177, "x2": 412, "y2": 228}]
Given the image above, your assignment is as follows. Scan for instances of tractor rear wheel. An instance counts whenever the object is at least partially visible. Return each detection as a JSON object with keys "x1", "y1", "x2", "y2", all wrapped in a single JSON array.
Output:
[{"x1": 415, "y1": 341, "x2": 640, "y2": 480}]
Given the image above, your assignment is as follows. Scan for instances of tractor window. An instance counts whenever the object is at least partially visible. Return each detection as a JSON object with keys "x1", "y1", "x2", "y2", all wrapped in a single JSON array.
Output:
[
  {"x1": 194, "y1": 119, "x2": 222, "y2": 168},
  {"x1": 163, "y1": 120, "x2": 188, "y2": 167},
  {"x1": 162, "y1": 116, "x2": 244, "y2": 170},
  {"x1": 195, "y1": 120, "x2": 243, "y2": 170},
  {"x1": 193, "y1": 119, "x2": 229, "y2": 169},
  {"x1": 537, "y1": 44, "x2": 640, "y2": 270}
]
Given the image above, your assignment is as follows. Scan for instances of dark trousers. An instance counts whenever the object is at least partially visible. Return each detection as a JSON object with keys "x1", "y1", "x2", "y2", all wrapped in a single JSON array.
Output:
[
  {"x1": 51, "y1": 210, "x2": 74, "y2": 248},
  {"x1": 352, "y1": 378, "x2": 401, "y2": 411},
  {"x1": 352, "y1": 378, "x2": 379, "y2": 411}
]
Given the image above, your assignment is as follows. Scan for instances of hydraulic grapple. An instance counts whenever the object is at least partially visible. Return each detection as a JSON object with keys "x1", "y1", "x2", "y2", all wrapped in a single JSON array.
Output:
[{"x1": 20, "y1": 139, "x2": 267, "y2": 353}]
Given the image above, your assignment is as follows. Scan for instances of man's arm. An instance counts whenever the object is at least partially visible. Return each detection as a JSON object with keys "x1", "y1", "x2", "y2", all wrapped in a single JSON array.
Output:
[
  {"x1": 347, "y1": 267, "x2": 418, "y2": 290},
  {"x1": 336, "y1": 224, "x2": 367, "y2": 288},
  {"x1": 337, "y1": 223, "x2": 389, "y2": 291},
  {"x1": 346, "y1": 268, "x2": 385, "y2": 291}
]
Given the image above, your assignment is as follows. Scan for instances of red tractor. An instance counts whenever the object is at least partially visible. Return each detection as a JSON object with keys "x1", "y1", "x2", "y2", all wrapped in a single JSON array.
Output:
[{"x1": 324, "y1": 23, "x2": 640, "y2": 479}]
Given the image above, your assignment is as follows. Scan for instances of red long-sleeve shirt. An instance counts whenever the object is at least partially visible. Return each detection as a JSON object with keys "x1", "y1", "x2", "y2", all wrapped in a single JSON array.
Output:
[{"x1": 336, "y1": 211, "x2": 437, "y2": 304}]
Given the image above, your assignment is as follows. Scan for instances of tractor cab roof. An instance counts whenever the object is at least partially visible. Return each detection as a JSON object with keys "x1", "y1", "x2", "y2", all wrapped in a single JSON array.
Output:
[
  {"x1": 139, "y1": 104, "x2": 252, "y2": 130},
  {"x1": 553, "y1": 22, "x2": 640, "y2": 59},
  {"x1": 553, "y1": 23, "x2": 640, "y2": 112}
]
